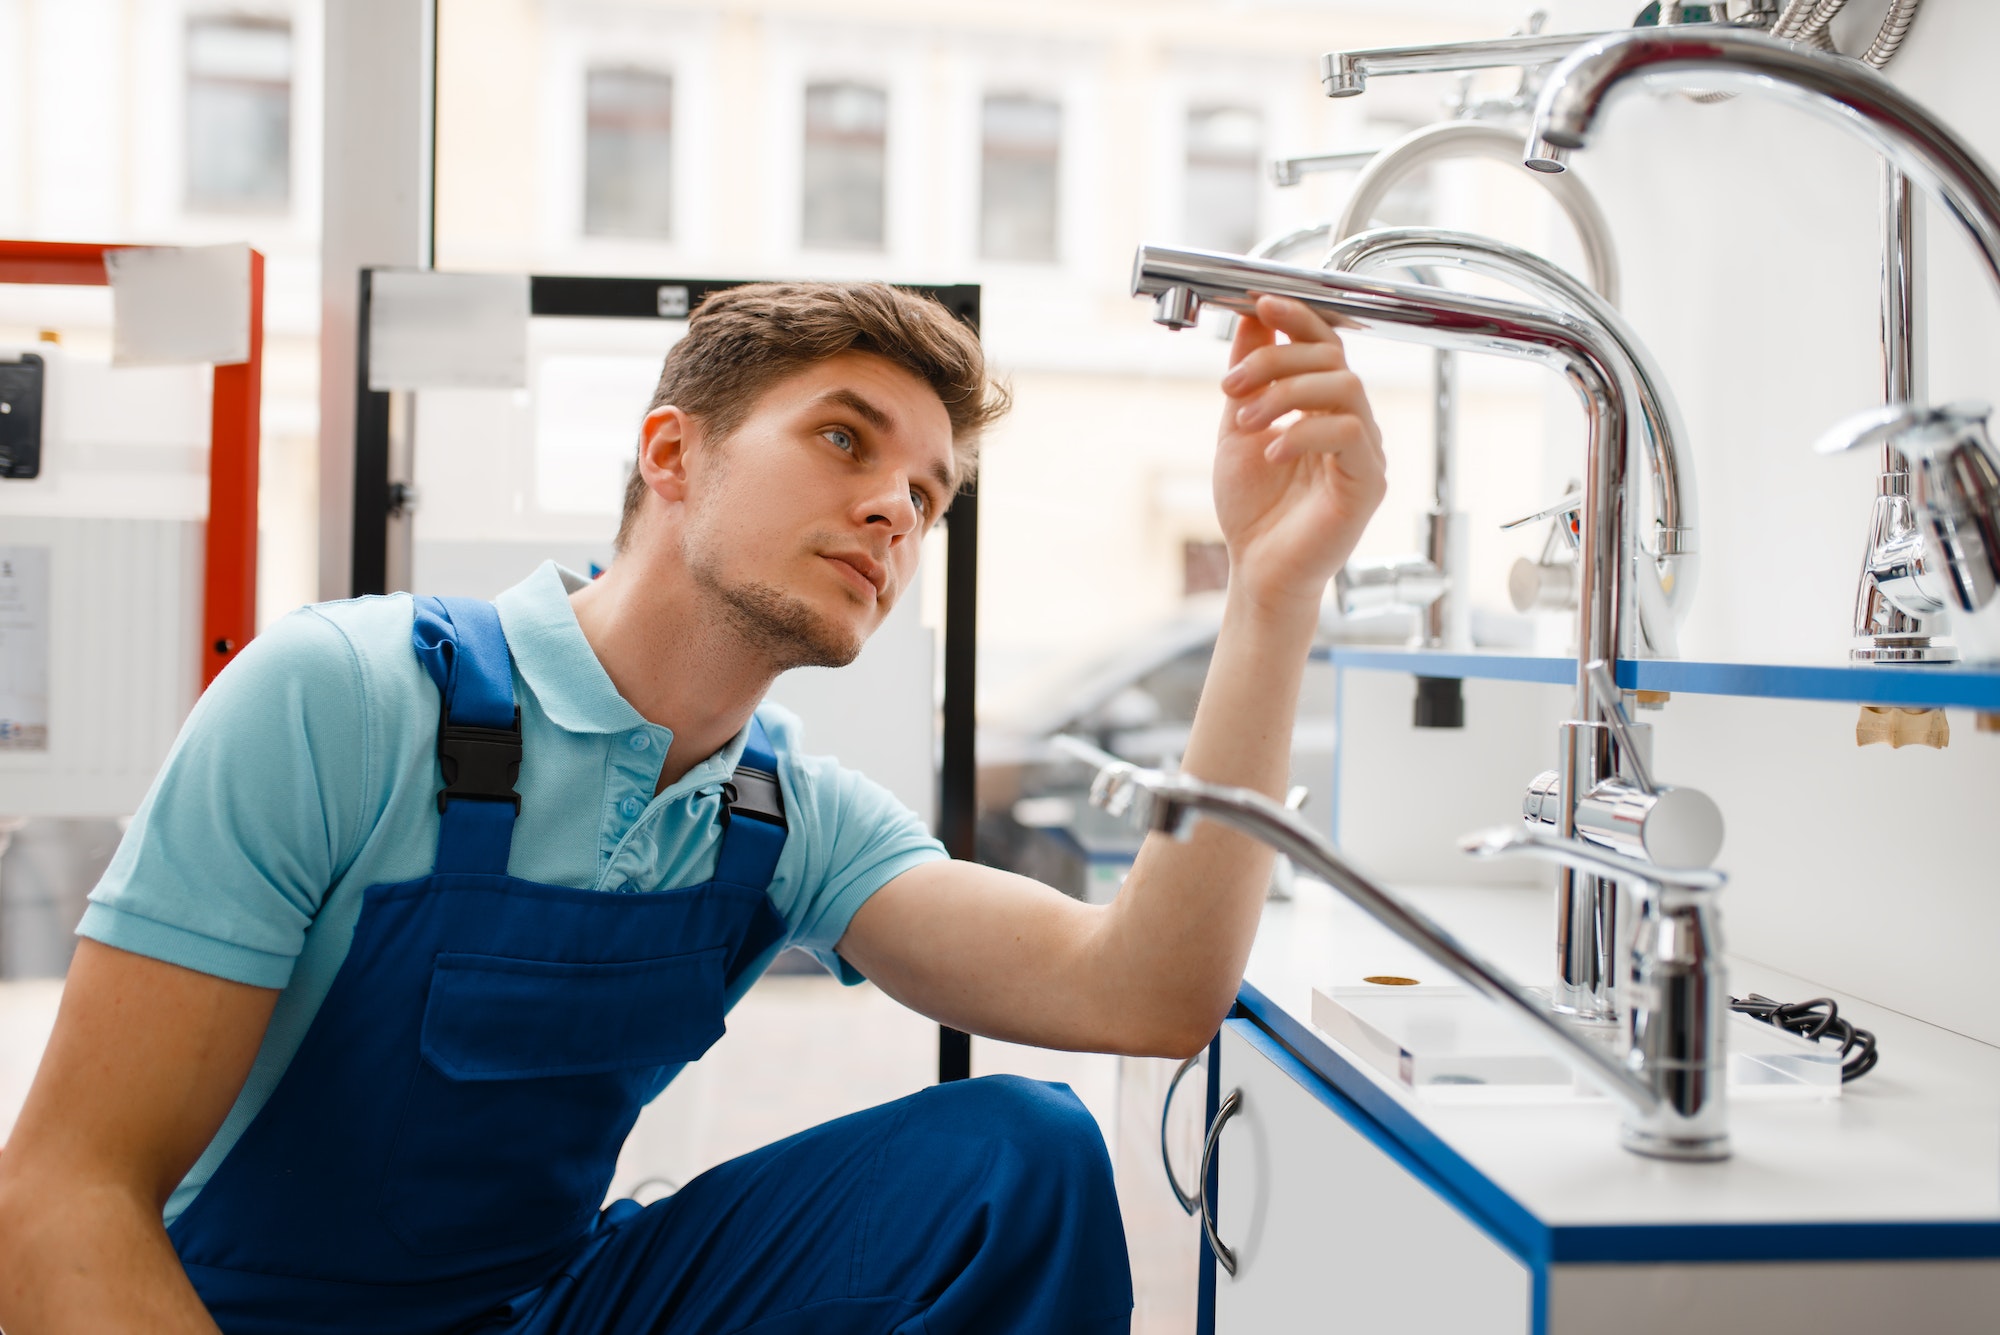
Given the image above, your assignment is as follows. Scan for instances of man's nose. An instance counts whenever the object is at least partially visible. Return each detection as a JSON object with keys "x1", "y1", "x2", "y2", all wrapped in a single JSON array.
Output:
[{"x1": 862, "y1": 476, "x2": 920, "y2": 537}]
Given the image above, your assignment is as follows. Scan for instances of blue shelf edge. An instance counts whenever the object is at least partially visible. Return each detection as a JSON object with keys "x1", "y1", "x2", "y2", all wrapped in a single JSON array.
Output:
[{"x1": 1327, "y1": 647, "x2": 2000, "y2": 710}]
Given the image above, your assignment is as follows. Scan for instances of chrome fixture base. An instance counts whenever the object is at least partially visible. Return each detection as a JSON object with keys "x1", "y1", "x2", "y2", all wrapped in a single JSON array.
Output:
[
  {"x1": 1621, "y1": 1125, "x2": 1731, "y2": 1163},
  {"x1": 1852, "y1": 640, "x2": 1958, "y2": 664}
]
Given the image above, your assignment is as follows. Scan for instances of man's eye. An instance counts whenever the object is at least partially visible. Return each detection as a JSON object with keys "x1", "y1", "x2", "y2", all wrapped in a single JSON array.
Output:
[
  {"x1": 910, "y1": 488, "x2": 930, "y2": 515},
  {"x1": 823, "y1": 428, "x2": 855, "y2": 453}
]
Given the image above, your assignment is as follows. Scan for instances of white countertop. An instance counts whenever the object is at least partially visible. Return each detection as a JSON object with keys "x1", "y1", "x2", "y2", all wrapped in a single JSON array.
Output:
[{"x1": 1245, "y1": 878, "x2": 2000, "y2": 1230}]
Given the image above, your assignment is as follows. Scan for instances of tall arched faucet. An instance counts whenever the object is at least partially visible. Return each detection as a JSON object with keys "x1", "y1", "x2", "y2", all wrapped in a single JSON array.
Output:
[
  {"x1": 1132, "y1": 245, "x2": 1719, "y2": 1023},
  {"x1": 1325, "y1": 226, "x2": 1699, "y2": 662},
  {"x1": 1317, "y1": 121, "x2": 1698, "y2": 661},
  {"x1": 1527, "y1": 25, "x2": 2000, "y2": 661}
]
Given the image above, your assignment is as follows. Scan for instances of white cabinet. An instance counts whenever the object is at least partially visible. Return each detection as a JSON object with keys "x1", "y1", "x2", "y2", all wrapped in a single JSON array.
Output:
[{"x1": 1210, "y1": 1019, "x2": 1531, "y2": 1334}]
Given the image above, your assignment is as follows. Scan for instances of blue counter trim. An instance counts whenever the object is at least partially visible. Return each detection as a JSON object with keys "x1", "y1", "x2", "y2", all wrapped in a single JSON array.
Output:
[
  {"x1": 1327, "y1": 647, "x2": 2000, "y2": 710},
  {"x1": 1234, "y1": 983, "x2": 2000, "y2": 1266}
]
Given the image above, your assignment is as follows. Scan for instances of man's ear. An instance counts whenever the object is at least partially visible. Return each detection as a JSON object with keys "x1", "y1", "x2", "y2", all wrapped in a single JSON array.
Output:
[{"x1": 637, "y1": 405, "x2": 699, "y2": 504}]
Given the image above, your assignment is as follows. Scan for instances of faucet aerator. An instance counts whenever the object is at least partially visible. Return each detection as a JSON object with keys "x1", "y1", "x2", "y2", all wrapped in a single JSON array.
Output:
[{"x1": 1152, "y1": 286, "x2": 1203, "y2": 330}]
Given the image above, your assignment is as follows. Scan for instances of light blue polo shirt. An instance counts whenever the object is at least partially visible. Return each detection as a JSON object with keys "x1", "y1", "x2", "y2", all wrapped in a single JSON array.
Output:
[{"x1": 77, "y1": 561, "x2": 947, "y2": 1223}]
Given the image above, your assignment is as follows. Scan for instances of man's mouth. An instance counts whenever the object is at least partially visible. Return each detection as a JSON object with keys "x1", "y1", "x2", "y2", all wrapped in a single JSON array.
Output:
[{"x1": 821, "y1": 552, "x2": 887, "y2": 601}]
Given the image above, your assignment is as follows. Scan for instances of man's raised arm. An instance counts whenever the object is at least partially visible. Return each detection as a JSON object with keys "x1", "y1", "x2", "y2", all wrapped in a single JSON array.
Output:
[
  {"x1": 0, "y1": 940, "x2": 279, "y2": 1334},
  {"x1": 839, "y1": 295, "x2": 1386, "y2": 1056}
]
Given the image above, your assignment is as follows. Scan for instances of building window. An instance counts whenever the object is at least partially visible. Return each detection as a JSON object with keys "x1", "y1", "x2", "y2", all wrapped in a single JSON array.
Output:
[
  {"x1": 801, "y1": 81, "x2": 888, "y2": 250},
  {"x1": 185, "y1": 17, "x2": 293, "y2": 210},
  {"x1": 584, "y1": 68, "x2": 676, "y2": 240},
  {"x1": 980, "y1": 94, "x2": 1060, "y2": 263},
  {"x1": 1184, "y1": 106, "x2": 1262, "y2": 254}
]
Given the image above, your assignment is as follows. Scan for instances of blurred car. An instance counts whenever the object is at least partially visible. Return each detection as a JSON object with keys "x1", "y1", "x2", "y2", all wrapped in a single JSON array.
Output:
[{"x1": 974, "y1": 594, "x2": 1341, "y2": 903}]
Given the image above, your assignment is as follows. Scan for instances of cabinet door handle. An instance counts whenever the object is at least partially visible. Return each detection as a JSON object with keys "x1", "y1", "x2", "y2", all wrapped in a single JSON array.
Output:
[
  {"x1": 1198, "y1": 1087, "x2": 1243, "y2": 1278},
  {"x1": 1161, "y1": 1053, "x2": 1203, "y2": 1215}
]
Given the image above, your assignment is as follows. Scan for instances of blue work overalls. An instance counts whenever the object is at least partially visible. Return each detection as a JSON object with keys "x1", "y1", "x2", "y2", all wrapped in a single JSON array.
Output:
[{"x1": 168, "y1": 597, "x2": 1132, "y2": 1334}]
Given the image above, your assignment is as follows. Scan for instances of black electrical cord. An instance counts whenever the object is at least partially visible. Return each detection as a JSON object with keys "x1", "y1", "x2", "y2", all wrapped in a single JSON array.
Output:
[{"x1": 1729, "y1": 993, "x2": 1879, "y2": 1083}]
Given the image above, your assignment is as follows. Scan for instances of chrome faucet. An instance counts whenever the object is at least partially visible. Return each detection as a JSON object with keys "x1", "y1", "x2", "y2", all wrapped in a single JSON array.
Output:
[
  {"x1": 1057, "y1": 736, "x2": 1731, "y2": 1161},
  {"x1": 1319, "y1": 3, "x2": 1776, "y2": 104},
  {"x1": 1527, "y1": 26, "x2": 2000, "y2": 661},
  {"x1": 1320, "y1": 120, "x2": 1629, "y2": 656},
  {"x1": 1849, "y1": 166, "x2": 1956, "y2": 663},
  {"x1": 1324, "y1": 225, "x2": 1700, "y2": 660},
  {"x1": 1131, "y1": 244, "x2": 1703, "y2": 1023}
]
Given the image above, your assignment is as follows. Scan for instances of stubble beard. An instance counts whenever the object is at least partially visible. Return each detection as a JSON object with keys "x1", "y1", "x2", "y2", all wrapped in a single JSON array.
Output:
[{"x1": 686, "y1": 540, "x2": 866, "y2": 672}]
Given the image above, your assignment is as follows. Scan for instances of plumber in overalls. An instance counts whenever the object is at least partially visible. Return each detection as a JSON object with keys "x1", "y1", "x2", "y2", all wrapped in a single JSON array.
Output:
[{"x1": 0, "y1": 281, "x2": 1384, "y2": 1334}]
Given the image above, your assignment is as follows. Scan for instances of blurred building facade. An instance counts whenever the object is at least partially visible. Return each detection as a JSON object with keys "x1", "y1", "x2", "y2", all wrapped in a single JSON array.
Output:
[{"x1": 0, "y1": 0, "x2": 1571, "y2": 706}]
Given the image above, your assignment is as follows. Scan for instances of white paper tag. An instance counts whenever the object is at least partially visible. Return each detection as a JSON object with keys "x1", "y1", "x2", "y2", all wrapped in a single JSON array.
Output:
[
  {"x1": 105, "y1": 244, "x2": 253, "y2": 367},
  {"x1": 368, "y1": 270, "x2": 530, "y2": 391}
]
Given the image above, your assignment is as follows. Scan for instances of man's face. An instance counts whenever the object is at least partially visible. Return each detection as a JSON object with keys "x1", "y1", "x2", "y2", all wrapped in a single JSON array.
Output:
[{"x1": 672, "y1": 351, "x2": 956, "y2": 671}]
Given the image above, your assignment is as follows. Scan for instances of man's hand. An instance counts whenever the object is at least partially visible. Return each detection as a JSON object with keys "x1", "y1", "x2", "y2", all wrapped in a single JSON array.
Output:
[{"x1": 1214, "y1": 295, "x2": 1386, "y2": 613}]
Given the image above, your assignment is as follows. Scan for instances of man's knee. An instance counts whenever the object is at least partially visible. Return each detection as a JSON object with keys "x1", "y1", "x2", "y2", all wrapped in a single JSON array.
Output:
[{"x1": 911, "y1": 1075, "x2": 1115, "y2": 1200}]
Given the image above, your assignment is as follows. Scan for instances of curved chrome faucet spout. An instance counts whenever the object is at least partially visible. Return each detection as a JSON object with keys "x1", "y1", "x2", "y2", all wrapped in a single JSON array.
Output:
[{"x1": 1532, "y1": 26, "x2": 2000, "y2": 292}]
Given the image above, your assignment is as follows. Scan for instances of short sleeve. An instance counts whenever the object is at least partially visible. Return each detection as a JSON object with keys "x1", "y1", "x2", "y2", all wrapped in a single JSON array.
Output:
[
  {"x1": 757, "y1": 707, "x2": 947, "y2": 985},
  {"x1": 75, "y1": 608, "x2": 374, "y2": 989}
]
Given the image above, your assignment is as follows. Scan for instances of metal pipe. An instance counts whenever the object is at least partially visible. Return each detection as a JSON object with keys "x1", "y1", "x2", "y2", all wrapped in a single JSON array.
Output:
[
  {"x1": 1322, "y1": 28, "x2": 1702, "y2": 99},
  {"x1": 1332, "y1": 121, "x2": 1620, "y2": 304},
  {"x1": 1270, "y1": 149, "x2": 1380, "y2": 188},
  {"x1": 1324, "y1": 227, "x2": 1699, "y2": 658},
  {"x1": 1322, "y1": 15, "x2": 1770, "y2": 100},
  {"x1": 1531, "y1": 27, "x2": 2000, "y2": 293}
]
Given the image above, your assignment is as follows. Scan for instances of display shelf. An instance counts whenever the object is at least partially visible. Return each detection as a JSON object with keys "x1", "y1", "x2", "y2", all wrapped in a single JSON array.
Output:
[{"x1": 1326, "y1": 646, "x2": 2000, "y2": 711}]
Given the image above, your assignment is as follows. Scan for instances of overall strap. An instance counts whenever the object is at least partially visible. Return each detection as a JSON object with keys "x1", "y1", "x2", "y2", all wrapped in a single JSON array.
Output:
[
  {"x1": 412, "y1": 596, "x2": 521, "y2": 877},
  {"x1": 712, "y1": 716, "x2": 787, "y2": 889}
]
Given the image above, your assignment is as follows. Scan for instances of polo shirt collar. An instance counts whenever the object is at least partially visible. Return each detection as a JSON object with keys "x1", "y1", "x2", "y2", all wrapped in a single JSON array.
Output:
[{"x1": 490, "y1": 562, "x2": 753, "y2": 782}]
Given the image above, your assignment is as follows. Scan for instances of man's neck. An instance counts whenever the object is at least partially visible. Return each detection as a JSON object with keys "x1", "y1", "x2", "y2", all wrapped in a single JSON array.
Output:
[{"x1": 567, "y1": 557, "x2": 777, "y2": 792}]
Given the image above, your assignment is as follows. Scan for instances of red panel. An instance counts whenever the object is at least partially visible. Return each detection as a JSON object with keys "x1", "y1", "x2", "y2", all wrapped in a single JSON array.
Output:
[
  {"x1": 0, "y1": 240, "x2": 116, "y2": 286},
  {"x1": 203, "y1": 250, "x2": 264, "y2": 689},
  {"x1": 0, "y1": 238, "x2": 264, "y2": 693}
]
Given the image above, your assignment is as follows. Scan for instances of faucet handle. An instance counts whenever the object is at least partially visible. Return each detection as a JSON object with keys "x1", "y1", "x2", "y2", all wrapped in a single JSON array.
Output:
[
  {"x1": 1818, "y1": 401, "x2": 2000, "y2": 617},
  {"x1": 1813, "y1": 402, "x2": 1924, "y2": 457},
  {"x1": 1499, "y1": 488, "x2": 1584, "y2": 532}
]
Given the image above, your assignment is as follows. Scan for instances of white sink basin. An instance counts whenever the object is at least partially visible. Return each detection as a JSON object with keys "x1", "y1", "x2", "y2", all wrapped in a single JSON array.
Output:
[{"x1": 1311, "y1": 982, "x2": 1844, "y2": 1105}]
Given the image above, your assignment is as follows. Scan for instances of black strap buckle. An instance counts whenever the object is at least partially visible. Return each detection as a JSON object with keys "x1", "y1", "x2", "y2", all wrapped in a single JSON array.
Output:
[
  {"x1": 722, "y1": 765, "x2": 786, "y2": 829},
  {"x1": 436, "y1": 708, "x2": 523, "y2": 814}
]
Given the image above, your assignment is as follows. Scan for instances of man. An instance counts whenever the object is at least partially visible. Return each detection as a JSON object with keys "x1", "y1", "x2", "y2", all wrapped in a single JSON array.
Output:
[{"x1": 0, "y1": 280, "x2": 1383, "y2": 1333}]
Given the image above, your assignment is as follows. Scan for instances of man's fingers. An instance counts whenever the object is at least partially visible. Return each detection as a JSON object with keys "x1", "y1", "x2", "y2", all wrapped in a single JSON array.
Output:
[
  {"x1": 1233, "y1": 369, "x2": 1371, "y2": 433},
  {"x1": 1226, "y1": 307, "x2": 1276, "y2": 370},
  {"x1": 1221, "y1": 340, "x2": 1349, "y2": 399},
  {"x1": 1254, "y1": 294, "x2": 1345, "y2": 345}
]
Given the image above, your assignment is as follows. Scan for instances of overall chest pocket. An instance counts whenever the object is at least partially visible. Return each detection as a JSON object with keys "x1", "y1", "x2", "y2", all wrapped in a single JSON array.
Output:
[{"x1": 380, "y1": 948, "x2": 728, "y2": 1259}]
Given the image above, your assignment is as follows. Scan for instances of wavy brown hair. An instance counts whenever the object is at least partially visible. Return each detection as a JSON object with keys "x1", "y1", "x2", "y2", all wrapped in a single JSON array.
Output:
[{"x1": 616, "y1": 282, "x2": 1008, "y2": 550}]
